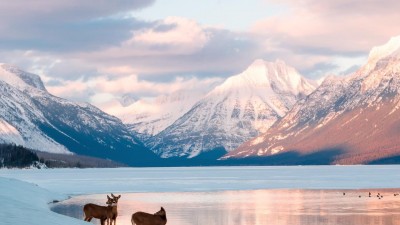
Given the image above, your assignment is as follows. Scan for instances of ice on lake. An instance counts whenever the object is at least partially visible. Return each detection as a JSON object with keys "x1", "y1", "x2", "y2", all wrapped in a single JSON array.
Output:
[
  {"x1": 2, "y1": 165, "x2": 400, "y2": 194},
  {"x1": 3, "y1": 165, "x2": 400, "y2": 225}
]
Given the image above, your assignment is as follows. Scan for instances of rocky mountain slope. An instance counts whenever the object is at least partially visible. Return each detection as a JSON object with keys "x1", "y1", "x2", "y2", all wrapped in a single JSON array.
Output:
[
  {"x1": 124, "y1": 90, "x2": 207, "y2": 140},
  {"x1": 0, "y1": 64, "x2": 158, "y2": 166},
  {"x1": 224, "y1": 36, "x2": 400, "y2": 165},
  {"x1": 147, "y1": 59, "x2": 317, "y2": 158}
]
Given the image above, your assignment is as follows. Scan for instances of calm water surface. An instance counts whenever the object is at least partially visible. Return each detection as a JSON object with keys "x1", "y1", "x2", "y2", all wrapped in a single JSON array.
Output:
[{"x1": 51, "y1": 189, "x2": 400, "y2": 225}]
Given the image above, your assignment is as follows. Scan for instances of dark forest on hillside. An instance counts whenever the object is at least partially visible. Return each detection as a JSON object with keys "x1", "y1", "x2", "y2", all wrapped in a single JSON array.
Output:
[
  {"x1": 0, "y1": 144, "x2": 39, "y2": 168},
  {"x1": 0, "y1": 144, "x2": 124, "y2": 168},
  {"x1": 35, "y1": 151, "x2": 124, "y2": 168}
]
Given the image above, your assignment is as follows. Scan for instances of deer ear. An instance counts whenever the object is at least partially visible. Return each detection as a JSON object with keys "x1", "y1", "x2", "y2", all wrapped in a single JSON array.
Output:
[
  {"x1": 111, "y1": 193, "x2": 115, "y2": 198},
  {"x1": 118, "y1": 195, "x2": 121, "y2": 199},
  {"x1": 107, "y1": 195, "x2": 111, "y2": 200},
  {"x1": 161, "y1": 207, "x2": 164, "y2": 211}
]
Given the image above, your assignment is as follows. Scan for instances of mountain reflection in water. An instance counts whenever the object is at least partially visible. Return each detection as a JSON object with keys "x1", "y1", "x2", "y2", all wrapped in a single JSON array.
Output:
[{"x1": 51, "y1": 189, "x2": 400, "y2": 225}]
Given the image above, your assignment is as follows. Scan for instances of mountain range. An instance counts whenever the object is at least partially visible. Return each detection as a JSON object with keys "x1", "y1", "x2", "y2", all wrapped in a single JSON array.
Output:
[
  {"x1": 144, "y1": 60, "x2": 317, "y2": 159},
  {"x1": 0, "y1": 64, "x2": 158, "y2": 166},
  {"x1": 223, "y1": 36, "x2": 400, "y2": 165},
  {"x1": 2, "y1": 35, "x2": 400, "y2": 166}
]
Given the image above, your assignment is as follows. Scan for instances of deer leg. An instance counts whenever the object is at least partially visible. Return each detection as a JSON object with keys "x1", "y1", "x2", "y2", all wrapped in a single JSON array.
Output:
[{"x1": 87, "y1": 217, "x2": 92, "y2": 222}]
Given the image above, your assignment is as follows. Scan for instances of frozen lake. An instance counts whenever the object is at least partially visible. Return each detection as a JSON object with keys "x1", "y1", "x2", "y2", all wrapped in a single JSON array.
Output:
[
  {"x1": 2, "y1": 165, "x2": 400, "y2": 225},
  {"x1": 2, "y1": 165, "x2": 400, "y2": 195},
  {"x1": 52, "y1": 189, "x2": 400, "y2": 225}
]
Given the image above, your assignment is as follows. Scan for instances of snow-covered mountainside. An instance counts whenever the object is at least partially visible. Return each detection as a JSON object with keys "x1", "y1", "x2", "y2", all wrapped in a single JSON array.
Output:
[
  {"x1": 225, "y1": 36, "x2": 400, "y2": 165},
  {"x1": 122, "y1": 90, "x2": 207, "y2": 140},
  {"x1": 147, "y1": 59, "x2": 317, "y2": 158},
  {"x1": 0, "y1": 64, "x2": 158, "y2": 166}
]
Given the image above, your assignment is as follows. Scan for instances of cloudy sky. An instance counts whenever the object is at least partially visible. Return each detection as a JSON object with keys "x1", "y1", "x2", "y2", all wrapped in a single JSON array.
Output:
[{"x1": 1, "y1": 0, "x2": 400, "y2": 113}]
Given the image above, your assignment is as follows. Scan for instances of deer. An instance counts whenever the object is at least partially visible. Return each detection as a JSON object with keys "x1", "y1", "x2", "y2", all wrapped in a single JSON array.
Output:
[
  {"x1": 83, "y1": 194, "x2": 121, "y2": 225},
  {"x1": 131, "y1": 207, "x2": 167, "y2": 225},
  {"x1": 109, "y1": 193, "x2": 121, "y2": 225}
]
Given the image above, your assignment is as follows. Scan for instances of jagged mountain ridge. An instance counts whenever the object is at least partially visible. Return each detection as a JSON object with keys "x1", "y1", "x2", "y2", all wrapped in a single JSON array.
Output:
[
  {"x1": 147, "y1": 59, "x2": 318, "y2": 158},
  {"x1": 0, "y1": 64, "x2": 158, "y2": 166},
  {"x1": 225, "y1": 36, "x2": 400, "y2": 164},
  {"x1": 124, "y1": 89, "x2": 207, "y2": 140}
]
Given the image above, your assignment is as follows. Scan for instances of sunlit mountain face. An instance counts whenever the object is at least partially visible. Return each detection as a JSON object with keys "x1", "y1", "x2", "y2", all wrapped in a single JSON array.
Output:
[
  {"x1": 225, "y1": 36, "x2": 400, "y2": 165},
  {"x1": 143, "y1": 59, "x2": 317, "y2": 159}
]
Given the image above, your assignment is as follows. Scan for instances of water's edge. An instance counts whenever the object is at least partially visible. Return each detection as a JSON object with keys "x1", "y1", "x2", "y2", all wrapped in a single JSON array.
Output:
[{"x1": 51, "y1": 188, "x2": 400, "y2": 225}]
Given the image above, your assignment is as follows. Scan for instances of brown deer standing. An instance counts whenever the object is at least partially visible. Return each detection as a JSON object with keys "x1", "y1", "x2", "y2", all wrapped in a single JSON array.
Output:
[
  {"x1": 109, "y1": 193, "x2": 121, "y2": 225},
  {"x1": 83, "y1": 194, "x2": 121, "y2": 225},
  {"x1": 131, "y1": 207, "x2": 167, "y2": 225},
  {"x1": 83, "y1": 195, "x2": 113, "y2": 225}
]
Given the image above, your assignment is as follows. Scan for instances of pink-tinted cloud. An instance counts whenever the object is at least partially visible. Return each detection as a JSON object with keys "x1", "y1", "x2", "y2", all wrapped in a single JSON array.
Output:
[
  {"x1": 73, "y1": 17, "x2": 259, "y2": 76},
  {"x1": 47, "y1": 79, "x2": 90, "y2": 101},
  {"x1": 256, "y1": 0, "x2": 400, "y2": 55},
  {"x1": 46, "y1": 72, "x2": 222, "y2": 106},
  {"x1": 93, "y1": 74, "x2": 222, "y2": 97},
  {"x1": 125, "y1": 17, "x2": 211, "y2": 55},
  {"x1": 2, "y1": 0, "x2": 400, "y2": 111}
]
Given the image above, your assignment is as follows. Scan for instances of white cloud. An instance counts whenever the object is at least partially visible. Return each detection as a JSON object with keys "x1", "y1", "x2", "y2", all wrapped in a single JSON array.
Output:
[
  {"x1": 2, "y1": 0, "x2": 400, "y2": 111},
  {"x1": 124, "y1": 16, "x2": 212, "y2": 55},
  {"x1": 46, "y1": 72, "x2": 223, "y2": 113},
  {"x1": 256, "y1": 0, "x2": 400, "y2": 55}
]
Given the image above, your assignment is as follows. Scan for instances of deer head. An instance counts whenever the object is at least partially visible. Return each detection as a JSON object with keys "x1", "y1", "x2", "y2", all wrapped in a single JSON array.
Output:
[
  {"x1": 106, "y1": 195, "x2": 114, "y2": 205},
  {"x1": 154, "y1": 207, "x2": 166, "y2": 216},
  {"x1": 111, "y1": 193, "x2": 121, "y2": 203}
]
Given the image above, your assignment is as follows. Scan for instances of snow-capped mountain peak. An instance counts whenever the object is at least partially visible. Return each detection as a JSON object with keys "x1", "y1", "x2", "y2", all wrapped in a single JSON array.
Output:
[
  {"x1": 211, "y1": 59, "x2": 315, "y2": 97},
  {"x1": 0, "y1": 64, "x2": 47, "y2": 91},
  {"x1": 352, "y1": 36, "x2": 400, "y2": 93},
  {"x1": 147, "y1": 59, "x2": 318, "y2": 158},
  {"x1": 368, "y1": 36, "x2": 400, "y2": 62},
  {"x1": 225, "y1": 35, "x2": 400, "y2": 164},
  {"x1": 359, "y1": 36, "x2": 400, "y2": 76}
]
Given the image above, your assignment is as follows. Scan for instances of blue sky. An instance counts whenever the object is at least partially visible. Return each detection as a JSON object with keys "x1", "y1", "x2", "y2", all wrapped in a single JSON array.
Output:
[
  {"x1": 133, "y1": 0, "x2": 284, "y2": 30},
  {"x1": 0, "y1": 0, "x2": 399, "y2": 113}
]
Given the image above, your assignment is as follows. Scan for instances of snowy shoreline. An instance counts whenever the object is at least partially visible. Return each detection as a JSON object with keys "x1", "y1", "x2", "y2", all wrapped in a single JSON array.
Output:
[{"x1": 0, "y1": 177, "x2": 87, "y2": 225}]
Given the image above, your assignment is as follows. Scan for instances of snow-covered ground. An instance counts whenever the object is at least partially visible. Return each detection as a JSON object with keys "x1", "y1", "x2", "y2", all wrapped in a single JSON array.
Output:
[
  {"x1": 0, "y1": 177, "x2": 88, "y2": 225},
  {"x1": 1, "y1": 165, "x2": 400, "y2": 225}
]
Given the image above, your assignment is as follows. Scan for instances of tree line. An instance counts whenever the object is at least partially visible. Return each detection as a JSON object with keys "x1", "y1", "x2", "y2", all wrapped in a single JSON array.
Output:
[
  {"x1": 0, "y1": 143, "x2": 124, "y2": 168},
  {"x1": 0, "y1": 143, "x2": 40, "y2": 168}
]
